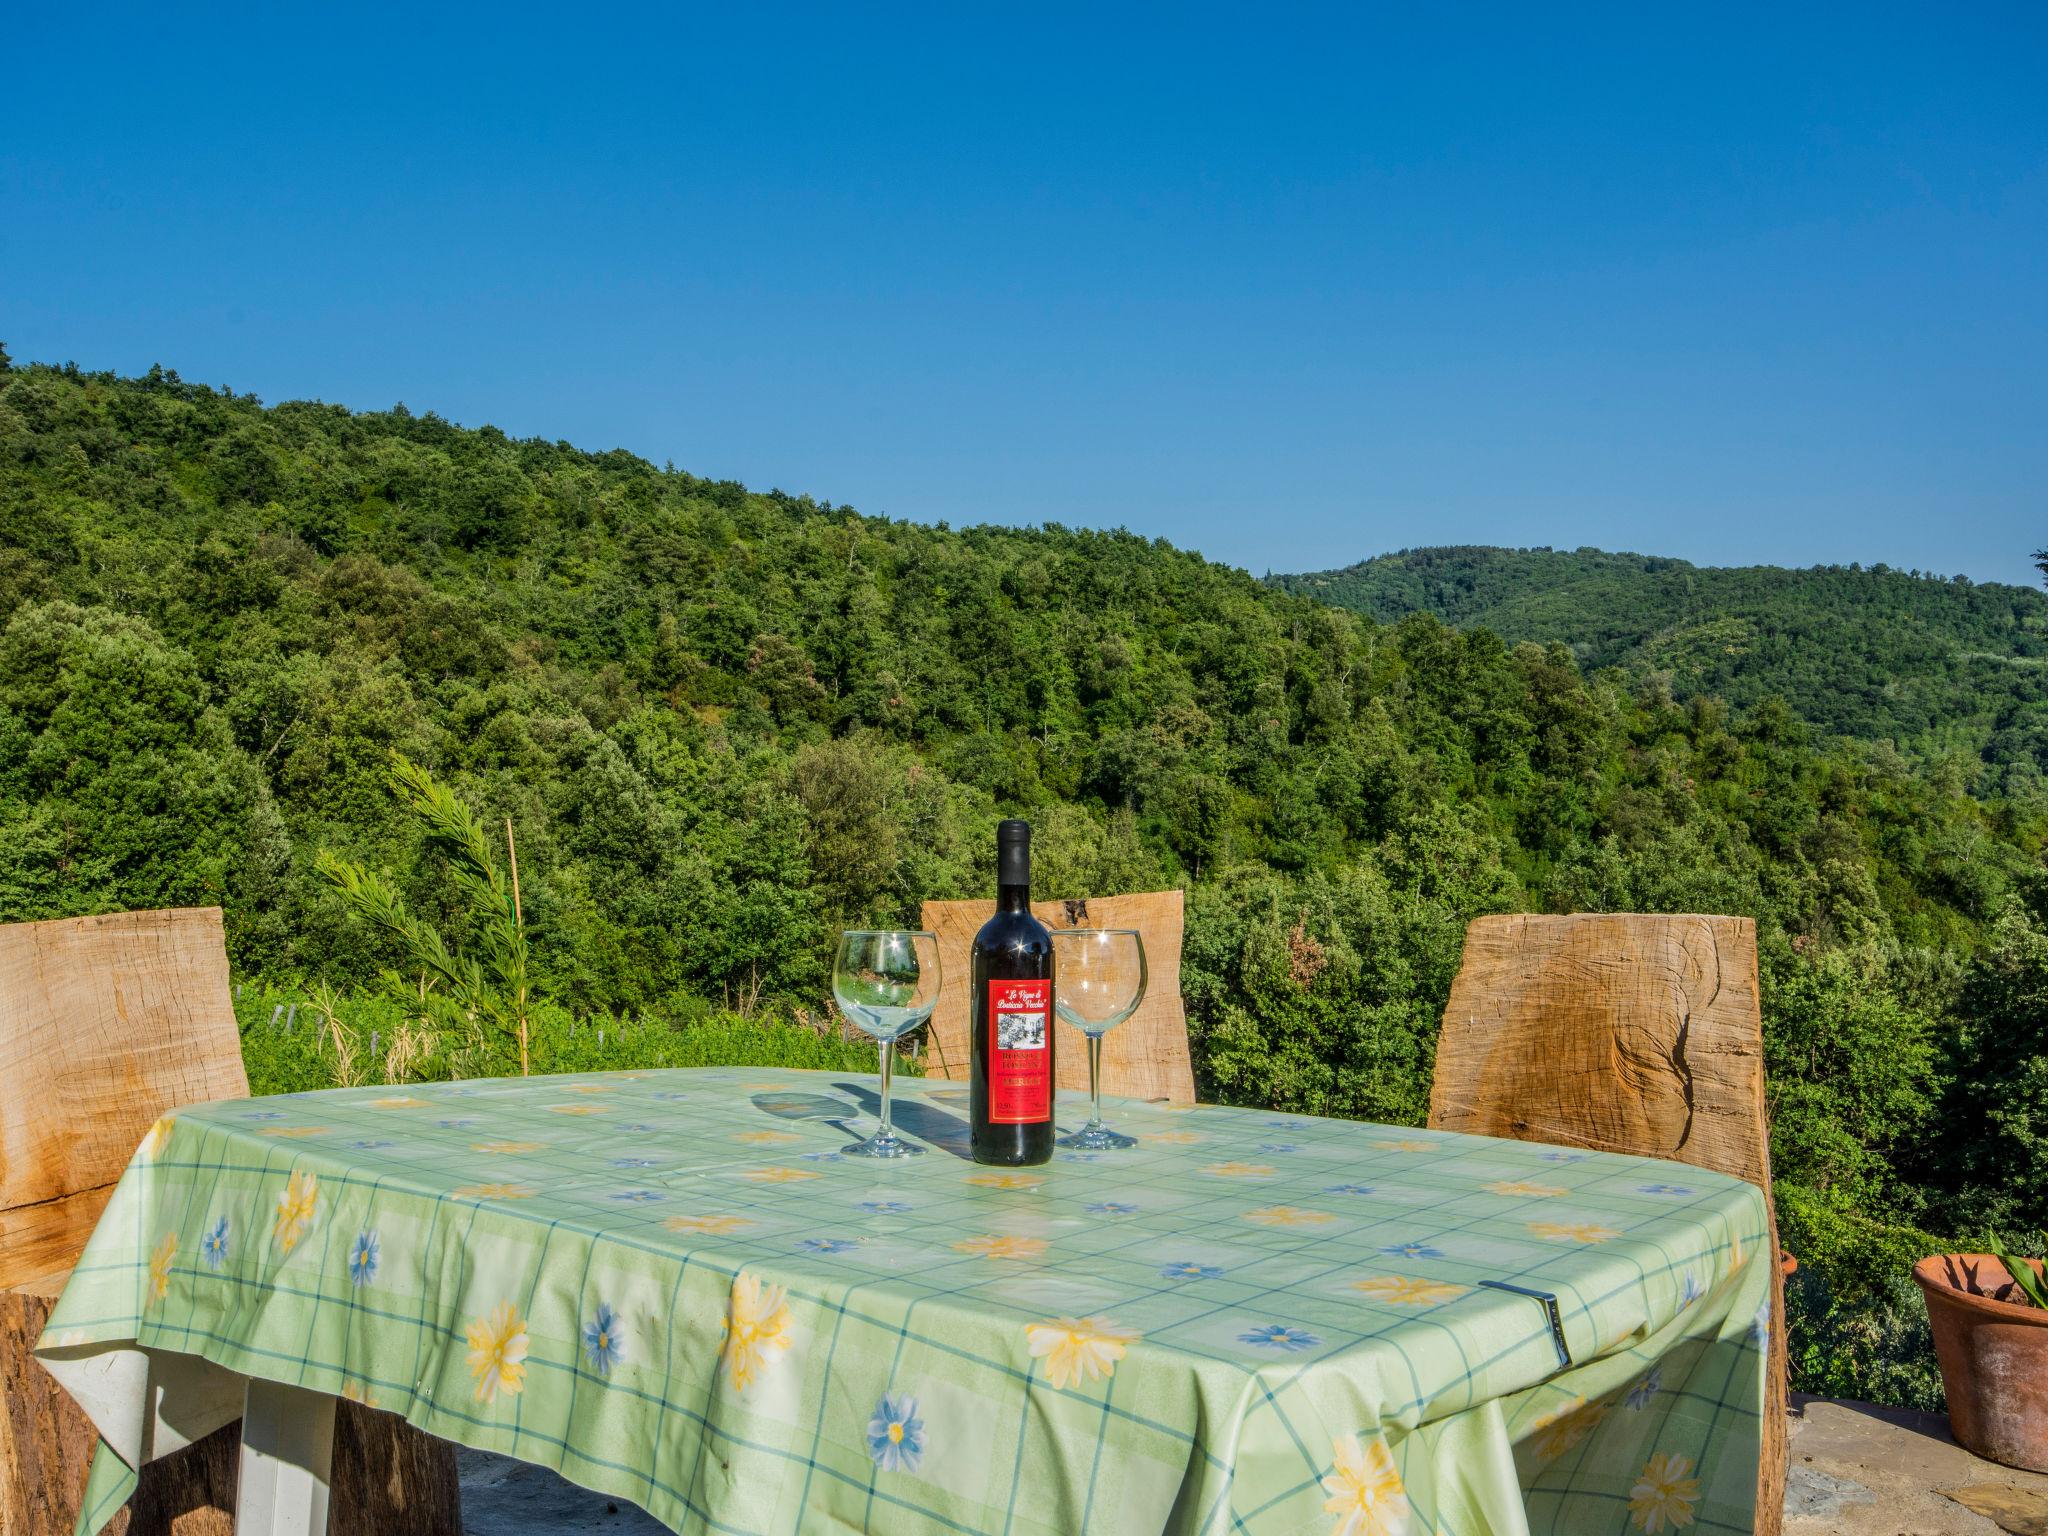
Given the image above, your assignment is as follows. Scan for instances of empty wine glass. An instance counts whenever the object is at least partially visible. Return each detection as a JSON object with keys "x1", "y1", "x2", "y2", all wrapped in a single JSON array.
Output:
[
  {"x1": 1051, "y1": 929, "x2": 1147, "y2": 1150},
  {"x1": 832, "y1": 930, "x2": 941, "y2": 1158}
]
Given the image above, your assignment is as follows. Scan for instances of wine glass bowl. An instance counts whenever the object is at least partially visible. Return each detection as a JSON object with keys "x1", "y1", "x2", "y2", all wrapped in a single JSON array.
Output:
[
  {"x1": 833, "y1": 930, "x2": 941, "y2": 1158},
  {"x1": 1051, "y1": 929, "x2": 1147, "y2": 1150}
]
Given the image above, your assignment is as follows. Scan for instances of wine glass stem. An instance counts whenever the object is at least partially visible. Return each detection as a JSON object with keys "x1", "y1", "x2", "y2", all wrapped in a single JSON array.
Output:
[
  {"x1": 877, "y1": 1039, "x2": 895, "y2": 1141},
  {"x1": 1088, "y1": 1035, "x2": 1104, "y2": 1128}
]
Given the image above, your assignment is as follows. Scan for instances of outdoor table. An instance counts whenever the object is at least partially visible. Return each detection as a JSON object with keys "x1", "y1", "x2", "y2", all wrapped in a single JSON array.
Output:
[{"x1": 37, "y1": 1067, "x2": 1772, "y2": 1536}]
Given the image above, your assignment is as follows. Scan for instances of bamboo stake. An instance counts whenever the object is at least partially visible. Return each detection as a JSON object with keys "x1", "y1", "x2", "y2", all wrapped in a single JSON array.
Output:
[{"x1": 505, "y1": 817, "x2": 530, "y2": 1077}]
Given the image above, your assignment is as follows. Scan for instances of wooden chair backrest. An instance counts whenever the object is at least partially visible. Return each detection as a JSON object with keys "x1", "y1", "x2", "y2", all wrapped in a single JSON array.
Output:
[
  {"x1": 0, "y1": 908, "x2": 249, "y2": 1288},
  {"x1": 918, "y1": 889, "x2": 1196, "y2": 1105},
  {"x1": 1428, "y1": 911, "x2": 1784, "y2": 1536},
  {"x1": 1428, "y1": 912, "x2": 1770, "y2": 1183}
]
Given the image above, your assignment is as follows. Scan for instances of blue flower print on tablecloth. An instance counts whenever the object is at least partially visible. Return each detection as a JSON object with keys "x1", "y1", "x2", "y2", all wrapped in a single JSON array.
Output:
[
  {"x1": 612, "y1": 1158, "x2": 659, "y2": 1169},
  {"x1": 859, "y1": 1200, "x2": 912, "y2": 1215},
  {"x1": 242, "y1": 1110, "x2": 286, "y2": 1122},
  {"x1": 1058, "y1": 1152, "x2": 1102, "y2": 1163},
  {"x1": 1638, "y1": 1183, "x2": 1694, "y2": 1197},
  {"x1": 799, "y1": 1238, "x2": 861, "y2": 1255},
  {"x1": 801, "y1": 1152, "x2": 844, "y2": 1163},
  {"x1": 1325, "y1": 1184, "x2": 1377, "y2": 1196},
  {"x1": 1161, "y1": 1261, "x2": 1224, "y2": 1280},
  {"x1": 1239, "y1": 1324, "x2": 1321, "y2": 1352},
  {"x1": 1086, "y1": 1202, "x2": 1137, "y2": 1216},
  {"x1": 1255, "y1": 1143, "x2": 1301, "y2": 1155},
  {"x1": 1625, "y1": 1366, "x2": 1663, "y2": 1411},
  {"x1": 348, "y1": 1139, "x2": 396, "y2": 1151},
  {"x1": 438, "y1": 1118, "x2": 477, "y2": 1130},
  {"x1": 582, "y1": 1302, "x2": 626, "y2": 1376},
  {"x1": 1379, "y1": 1242, "x2": 1445, "y2": 1261},
  {"x1": 1539, "y1": 1150, "x2": 1588, "y2": 1163},
  {"x1": 1751, "y1": 1296, "x2": 1772, "y2": 1345},
  {"x1": 202, "y1": 1217, "x2": 231, "y2": 1271},
  {"x1": 1264, "y1": 1118, "x2": 1314, "y2": 1131},
  {"x1": 347, "y1": 1230, "x2": 379, "y2": 1287},
  {"x1": 1680, "y1": 1272, "x2": 1703, "y2": 1308},
  {"x1": 610, "y1": 1189, "x2": 665, "y2": 1204},
  {"x1": 866, "y1": 1391, "x2": 926, "y2": 1473}
]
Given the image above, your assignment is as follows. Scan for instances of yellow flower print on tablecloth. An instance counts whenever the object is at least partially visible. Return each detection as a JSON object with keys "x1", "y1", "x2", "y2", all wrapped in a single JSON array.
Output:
[
  {"x1": 1350, "y1": 1275, "x2": 1466, "y2": 1306},
  {"x1": 273, "y1": 1170, "x2": 319, "y2": 1254},
  {"x1": 734, "y1": 1130, "x2": 800, "y2": 1145},
  {"x1": 452, "y1": 1183, "x2": 537, "y2": 1201},
  {"x1": 1321, "y1": 1432, "x2": 1411, "y2": 1536},
  {"x1": 261, "y1": 1126, "x2": 331, "y2": 1139},
  {"x1": 953, "y1": 1234, "x2": 1049, "y2": 1260},
  {"x1": 1529, "y1": 1396, "x2": 1607, "y2": 1460},
  {"x1": 141, "y1": 1117, "x2": 175, "y2": 1159},
  {"x1": 737, "y1": 1166, "x2": 817, "y2": 1184},
  {"x1": 559, "y1": 1083, "x2": 615, "y2": 1094},
  {"x1": 1243, "y1": 1206, "x2": 1336, "y2": 1228},
  {"x1": 466, "y1": 1300, "x2": 529, "y2": 1403},
  {"x1": 966, "y1": 1172, "x2": 1042, "y2": 1190},
  {"x1": 1374, "y1": 1139, "x2": 1436, "y2": 1154},
  {"x1": 473, "y1": 1141, "x2": 547, "y2": 1155},
  {"x1": 1202, "y1": 1162, "x2": 1276, "y2": 1179},
  {"x1": 368, "y1": 1096, "x2": 430, "y2": 1109},
  {"x1": 1025, "y1": 1316, "x2": 1138, "y2": 1390},
  {"x1": 1484, "y1": 1180, "x2": 1565, "y2": 1198},
  {"x1": 1627, "y1": 1451, "x2": 1701, "y2": 1532},
  {"x1": 722, "y1": 1271, "x2": 793, "y2": 1392},
  {"x1": 341, "y1": 1380, "x2": 379, "y2": 1409},
  {"x1": 547, "y1": 1104, "x2": 609, "y2": 1117},
  {"x1": 1529, "y1": 1220, "x2": 1620, "y2": 1244},
  {"x1": 1139, "y1": 1129, "x2": 1203, "y2": 1146},
  {"x1": 147, "y1": 1232, "x2": 176, "y2": 1304},
  {"x1": 666, "y1": 1214, "x2": 753, "y2": 1235}
]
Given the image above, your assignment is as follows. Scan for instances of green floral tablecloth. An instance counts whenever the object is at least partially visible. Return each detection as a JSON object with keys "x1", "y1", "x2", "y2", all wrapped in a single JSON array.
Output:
[{"x1": 38, "y1": 1067, "x2": 1771, "y2": 1536}]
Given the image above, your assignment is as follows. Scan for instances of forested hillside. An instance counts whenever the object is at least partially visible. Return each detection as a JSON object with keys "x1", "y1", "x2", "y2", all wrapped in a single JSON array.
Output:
[
  {"x1": 3, "y1": 352, "x2": 2045, "y2": 1408},
  {"x1": 1275, "y1": 546, "x2": 2048, "y2": 783}
]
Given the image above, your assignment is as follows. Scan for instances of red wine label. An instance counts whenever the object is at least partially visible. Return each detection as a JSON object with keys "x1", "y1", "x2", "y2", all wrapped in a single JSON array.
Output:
[{"x1": 987, "y1": 978, "x2": 1052, "y2": 1124}]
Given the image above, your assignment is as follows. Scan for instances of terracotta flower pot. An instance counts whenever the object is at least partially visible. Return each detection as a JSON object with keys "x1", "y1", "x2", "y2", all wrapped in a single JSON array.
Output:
[{"x1": 1913, "y1": 1253, "x2": 2048, "y2": 1473}]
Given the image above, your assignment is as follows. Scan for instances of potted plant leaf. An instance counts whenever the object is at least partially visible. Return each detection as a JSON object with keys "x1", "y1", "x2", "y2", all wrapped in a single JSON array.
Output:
[{"x1": 1912, "y1": 1231, "x2": 2048, "y2": 1473}]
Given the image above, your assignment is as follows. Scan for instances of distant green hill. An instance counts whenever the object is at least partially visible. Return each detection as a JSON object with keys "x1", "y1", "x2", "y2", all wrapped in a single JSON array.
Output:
[{"x1": 1274, "y1": 546, "x2": 2048, "y2": 782}]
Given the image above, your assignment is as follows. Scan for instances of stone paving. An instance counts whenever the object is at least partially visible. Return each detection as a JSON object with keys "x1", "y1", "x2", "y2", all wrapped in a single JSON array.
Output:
[
  {"x1": 1786, "y1": 1395, "x2": 2048, "y2": 1536},
  {"x1": 455, "y1": 1396, "x2": 2048, "y2": 1535}
]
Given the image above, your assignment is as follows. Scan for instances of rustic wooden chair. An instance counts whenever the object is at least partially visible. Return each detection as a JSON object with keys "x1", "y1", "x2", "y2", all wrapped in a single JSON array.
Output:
[
  {"x1": 0, "y1": 907, "x2": 461, "y2": 1536},
  {"x1": 1426, "y1": 912, "x2": 1788, "y2": 1536},
  {"x1": 918, "y1": 889, "x2": 1196, "y2": 1104}
]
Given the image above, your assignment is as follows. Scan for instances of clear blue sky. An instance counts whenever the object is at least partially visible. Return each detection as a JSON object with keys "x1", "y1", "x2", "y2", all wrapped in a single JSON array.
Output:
[{"x1": 5, "y1": 3, "x2": 2044, "y2": 583}]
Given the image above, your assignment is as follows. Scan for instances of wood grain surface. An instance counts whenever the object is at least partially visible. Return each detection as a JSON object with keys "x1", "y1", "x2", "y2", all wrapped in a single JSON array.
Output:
[
  {"x1": 1429, "y1": 912, "x2": 1786, "y2": 1536},
  {"x1": 918, "y1": 889, "x2": 1195, "y2": 1105}
]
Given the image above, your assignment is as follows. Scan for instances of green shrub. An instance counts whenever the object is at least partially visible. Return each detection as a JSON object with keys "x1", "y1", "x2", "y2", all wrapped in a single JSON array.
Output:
[{"x1": 1776, "y1": 1181, "x2": 1945, "y2": 1411}]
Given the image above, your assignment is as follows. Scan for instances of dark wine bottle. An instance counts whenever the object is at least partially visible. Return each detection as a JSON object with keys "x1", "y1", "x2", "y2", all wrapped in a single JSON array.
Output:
[{"x1": 970, "y1": 819, "x2": 1055, "y2": 1166}]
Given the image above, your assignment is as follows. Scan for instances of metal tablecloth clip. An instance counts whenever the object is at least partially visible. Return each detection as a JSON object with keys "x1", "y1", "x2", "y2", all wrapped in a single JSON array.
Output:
[{"x1": 1476, "y1": 1280, "x2": 1573, "y2": 1371}]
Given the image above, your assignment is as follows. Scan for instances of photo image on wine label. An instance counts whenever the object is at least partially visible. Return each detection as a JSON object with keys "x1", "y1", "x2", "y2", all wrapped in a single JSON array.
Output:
[{"x1": 995, "y1": 1011, "x2": 1047, "y2": 1050}]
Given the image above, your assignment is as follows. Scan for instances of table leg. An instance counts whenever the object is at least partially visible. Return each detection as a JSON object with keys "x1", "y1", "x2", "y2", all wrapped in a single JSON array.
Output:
[{"x1": 236, "y1": 1377, "x2": 336, "y2": 1536}]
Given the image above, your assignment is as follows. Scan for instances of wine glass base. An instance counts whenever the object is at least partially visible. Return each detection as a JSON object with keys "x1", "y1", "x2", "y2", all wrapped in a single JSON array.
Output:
[
  {"x1": 1056, "y1": 1123, "x2": 1136, "y2": 1151},
  {"x1": 843, "y1": 1134, "x2": 924, "y2": 1159}
]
